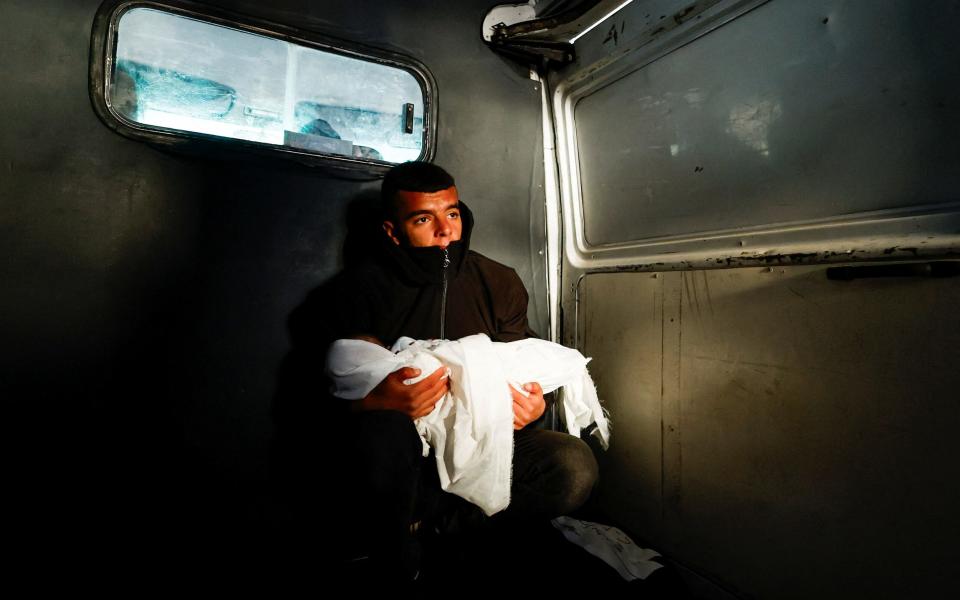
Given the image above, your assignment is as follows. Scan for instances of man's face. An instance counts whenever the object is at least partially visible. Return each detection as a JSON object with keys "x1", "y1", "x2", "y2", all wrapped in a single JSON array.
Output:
[{"x1": 382, "y1": 185, "x2": 462, "y2": 249}]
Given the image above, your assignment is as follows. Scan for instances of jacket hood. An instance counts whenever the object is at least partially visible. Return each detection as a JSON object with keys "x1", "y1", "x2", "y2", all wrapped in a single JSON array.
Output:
[{"x1": 375, "y1": 198, "x2": 475, "y2": 285}]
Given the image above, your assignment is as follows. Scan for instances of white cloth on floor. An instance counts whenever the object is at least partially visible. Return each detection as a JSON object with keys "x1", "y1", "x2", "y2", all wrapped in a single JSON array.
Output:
[
  {"x1": 324, "y1": 333, "x2": 611, "y2": 516},
  {"x1": 551, "y1": 516, "x2": 663, "y2": 581}
]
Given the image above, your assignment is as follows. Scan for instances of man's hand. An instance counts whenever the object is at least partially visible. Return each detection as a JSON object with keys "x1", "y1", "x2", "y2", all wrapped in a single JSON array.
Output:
[
  {"x1": 510, "y1": 381, "x2": 546, "y2": 430},
  {"x1": 358, "y1": 366, "x2": 450, "y2": 419}
]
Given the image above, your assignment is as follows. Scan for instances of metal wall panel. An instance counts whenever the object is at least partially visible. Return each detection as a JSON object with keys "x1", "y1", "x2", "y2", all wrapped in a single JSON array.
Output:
[
  {"x1": 581, "y1": 265, "x2": 960, "y2": 598},
  {"x1": 576, "y1": 0, "x2": 960, "y2": 244},
  {"x1": 549, "y1": 0, "x2": 960, "y2": 272}
]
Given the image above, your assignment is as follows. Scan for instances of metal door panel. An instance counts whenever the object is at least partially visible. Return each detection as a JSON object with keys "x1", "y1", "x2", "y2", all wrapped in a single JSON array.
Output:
[{"x1": 580, "y1": 264, "x2": 960, "y2": 598}]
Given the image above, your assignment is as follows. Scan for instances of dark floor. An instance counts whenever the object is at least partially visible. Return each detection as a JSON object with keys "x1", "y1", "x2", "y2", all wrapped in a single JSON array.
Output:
[
  {"x1": 335, "y1": 509, "x2": 691, "y2": 598},
  {"x1": 60, "y1": 457, "x2": 691, "y2": 596},
  {"x1": 53, "y1": 488, "x2": 691, "y2": 597}
]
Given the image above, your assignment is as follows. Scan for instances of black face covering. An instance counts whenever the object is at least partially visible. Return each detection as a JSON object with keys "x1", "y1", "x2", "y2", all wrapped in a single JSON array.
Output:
[{"x1": 377, "y1": 199, "x2": 475, "y2": 285}]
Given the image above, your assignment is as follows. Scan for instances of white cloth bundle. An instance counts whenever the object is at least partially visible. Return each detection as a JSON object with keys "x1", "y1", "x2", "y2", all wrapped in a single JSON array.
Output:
[
  {"x1": 493, "y1": 337, "x2": 611, "y2": 446},
  {"x1": 325, "y1": 333, "x2": 611, "y2": 515}
]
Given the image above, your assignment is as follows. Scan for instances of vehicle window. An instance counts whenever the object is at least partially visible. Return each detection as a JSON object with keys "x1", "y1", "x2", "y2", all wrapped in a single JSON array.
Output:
[{"x1": 109, "y1": 7, "x2": 427, "y2": 164}]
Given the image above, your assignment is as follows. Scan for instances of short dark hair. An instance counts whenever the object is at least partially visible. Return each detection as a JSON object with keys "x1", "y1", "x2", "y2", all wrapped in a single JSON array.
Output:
[{"x1": 381, "y1": 161, "x2": 456, "y2": 221}]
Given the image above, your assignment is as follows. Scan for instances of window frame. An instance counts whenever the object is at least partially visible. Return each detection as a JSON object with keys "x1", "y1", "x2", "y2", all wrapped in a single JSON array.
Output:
[{"x1": 89, "y1": 0, "x2": 438, "y2": 172}]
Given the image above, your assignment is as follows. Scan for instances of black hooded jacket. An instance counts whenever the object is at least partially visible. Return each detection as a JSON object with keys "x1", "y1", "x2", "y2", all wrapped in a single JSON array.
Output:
[
  {"x1": 273, "y1": 199, "x2": 543, "y2": 447},
  {"x1": 322, "y1": 199, "x2": 538, "y2": 346}
]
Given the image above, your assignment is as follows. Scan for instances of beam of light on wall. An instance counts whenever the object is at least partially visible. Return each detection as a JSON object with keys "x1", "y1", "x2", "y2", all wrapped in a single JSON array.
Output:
[{"x1": 569, "y1": 0, "x2": 634, "y2": 44}]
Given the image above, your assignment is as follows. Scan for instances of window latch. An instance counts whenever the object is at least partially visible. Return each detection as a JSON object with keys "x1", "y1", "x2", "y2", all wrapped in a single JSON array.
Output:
[{"x1": 404, "y1": 103, "x2": 415, "y2": 134}]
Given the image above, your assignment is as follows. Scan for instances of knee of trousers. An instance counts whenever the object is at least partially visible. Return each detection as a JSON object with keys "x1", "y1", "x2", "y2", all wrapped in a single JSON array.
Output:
[{"x1": 549, "y1": 437, "x2": 600, "y2": 515}]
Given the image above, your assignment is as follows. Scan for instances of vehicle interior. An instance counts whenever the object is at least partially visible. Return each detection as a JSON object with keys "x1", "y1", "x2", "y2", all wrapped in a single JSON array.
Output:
[{"x1": 5, "y1": 0, "x2": 959, "y2": 596}]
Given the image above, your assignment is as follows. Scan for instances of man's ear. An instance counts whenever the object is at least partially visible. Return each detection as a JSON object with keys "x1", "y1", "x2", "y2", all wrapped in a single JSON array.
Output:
[{"x1": 382, "y1": 220, "x2": 401, "y2": 246}]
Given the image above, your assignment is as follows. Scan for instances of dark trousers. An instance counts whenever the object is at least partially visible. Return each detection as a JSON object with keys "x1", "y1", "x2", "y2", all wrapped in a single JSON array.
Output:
[{"x1": 340, "y1": 410, "x2": 599, "y2": 576}]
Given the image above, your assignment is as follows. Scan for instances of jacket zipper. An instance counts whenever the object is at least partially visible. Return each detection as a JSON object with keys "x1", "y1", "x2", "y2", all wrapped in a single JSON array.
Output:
[{"x1": 440, "y1": 246, "x2": 450, "y2": 339}]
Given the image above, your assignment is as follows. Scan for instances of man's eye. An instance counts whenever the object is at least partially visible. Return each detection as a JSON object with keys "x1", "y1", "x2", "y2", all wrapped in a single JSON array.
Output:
[
  {"x1": 415, "y1": 216, "x2": 429, "y2": 224},
  {"x1": 449, "y1": 212, "x2": 460, "y2": 219}
]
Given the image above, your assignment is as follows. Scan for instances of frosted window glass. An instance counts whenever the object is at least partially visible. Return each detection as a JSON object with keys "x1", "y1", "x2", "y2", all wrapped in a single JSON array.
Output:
[{"x1": 111, "y1": 8, "x2": 425, "y2": 163}]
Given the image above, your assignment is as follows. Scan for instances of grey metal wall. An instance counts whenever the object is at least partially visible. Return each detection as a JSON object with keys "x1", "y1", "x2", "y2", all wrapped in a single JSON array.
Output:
[
  {"x1": 1, "y1": 0, "x2": 544, "y2": 549},
  {"x1": 581, "y1": 266, "x2": 960, "y2": 598},
  {"x1": 546, "y1": 0, "x2": 960, "y2": 597},
  {"x1": 574, "y1": 0, "x2": 960, "y2": 244}
]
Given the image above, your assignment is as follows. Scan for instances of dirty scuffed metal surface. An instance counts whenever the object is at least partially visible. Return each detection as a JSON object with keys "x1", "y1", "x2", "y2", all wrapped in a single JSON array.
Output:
[{"x1": 579, "y1": 264, "x2": 960, "y2": 598}]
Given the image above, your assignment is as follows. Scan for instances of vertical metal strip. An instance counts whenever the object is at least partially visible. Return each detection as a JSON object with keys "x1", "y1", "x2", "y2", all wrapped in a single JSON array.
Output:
[
  {"x1": 660, "y1": 271, "x2": 684, "y2": 523},
  {"x1": 532, "y1": 68, "x2": 563, "y2": 343}
]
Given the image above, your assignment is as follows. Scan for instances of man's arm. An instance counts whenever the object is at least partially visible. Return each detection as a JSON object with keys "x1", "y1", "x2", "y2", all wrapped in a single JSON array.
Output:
[
  {"x1": 494, "y1": 269, "x2": 541, "y2": 343},
  {"x1": 496, "y1": 268, "x2": 549, "y2": 428},
  {"x1": 356, "y1": 365, "x2": 450, "y2": 419}
]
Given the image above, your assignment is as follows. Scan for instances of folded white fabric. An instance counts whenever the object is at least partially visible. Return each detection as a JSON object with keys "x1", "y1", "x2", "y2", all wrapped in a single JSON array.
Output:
[
  {"x1": 324, "y1": 333, "x2": 611, "y2": 515},
  {"x1": 324, "y1": 337, "x2": 444, "y2": 401}
]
